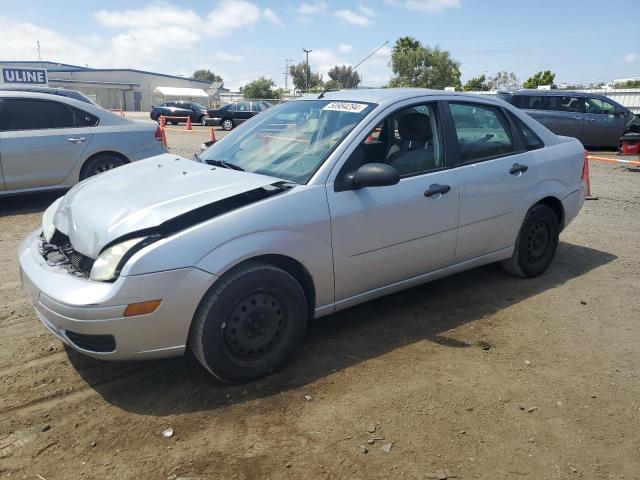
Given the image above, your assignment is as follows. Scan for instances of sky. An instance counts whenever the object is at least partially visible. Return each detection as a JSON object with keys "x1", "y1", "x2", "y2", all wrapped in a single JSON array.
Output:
[{"x1": 0, "y1": 0, "x2": 638, "y2": 90}]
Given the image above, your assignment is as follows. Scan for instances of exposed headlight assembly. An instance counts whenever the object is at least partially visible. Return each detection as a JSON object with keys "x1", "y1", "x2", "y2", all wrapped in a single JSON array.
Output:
[
  {"x1": 90, "y1": 236, "x2": 157, "y2": 282},
  {"x1": 42, "y1": 197, "x2": 63, "y2": 243}
]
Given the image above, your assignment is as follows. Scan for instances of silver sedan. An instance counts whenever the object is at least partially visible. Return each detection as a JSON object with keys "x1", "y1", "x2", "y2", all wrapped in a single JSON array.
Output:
[
  {"x1": 0, "y1": 90, "x2": 166, "y2": 195},
  {"x1": 18, "y1": 88, "x2": 586, "y2": 382}
]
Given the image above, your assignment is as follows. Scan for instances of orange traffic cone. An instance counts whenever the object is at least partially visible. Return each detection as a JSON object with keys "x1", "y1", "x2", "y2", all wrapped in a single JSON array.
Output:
[
  {"x1": 161, "y1": 126, "x2": 168, "y2": 148},
  {"x1": 186, "y1": 116, "x2": 192, "y2": 131},
  {"x1": 209, "y1": 128, "x2": 216, "y2": 142},
  {"x1": 364, "y1": 133, "x2": 374, "y2": 144}
]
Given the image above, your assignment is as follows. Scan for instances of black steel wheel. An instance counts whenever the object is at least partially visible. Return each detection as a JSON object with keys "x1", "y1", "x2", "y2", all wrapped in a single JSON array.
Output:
[
  {"x1": 190, "y1": 262, "x2": 307, "y2": 382},
  {"x1": 502, "y1": 204, "x2": 559, "y2": 278},
  {"x1": 80, "y1": 153, "x2": 127, "y2": 180}
]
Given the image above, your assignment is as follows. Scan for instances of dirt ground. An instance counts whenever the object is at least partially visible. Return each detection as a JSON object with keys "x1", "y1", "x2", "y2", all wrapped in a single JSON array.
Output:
[{"x1": 1, "y1": 146, "x2": 638, "y2": 479}]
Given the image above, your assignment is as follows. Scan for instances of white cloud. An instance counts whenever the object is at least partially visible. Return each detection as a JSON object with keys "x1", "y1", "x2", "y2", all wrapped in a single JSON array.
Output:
[
  {"x1": 358, "y1": 5, "x2": 376, "y2": 18},
  {"x1": 334, "y1": 9, "x2": 373, "y2": 26},
  {"x1": 298, "y1": 1, "x2": 327, "y2": 14},
  {"x1": 263, "y1": 8, "x2": 284, "y2": 26},
  {"x1": 338, "y1": 43, "x2": 353, "y2": 53},
  {"x1": 385, "y1": 0, "x2": 460, "y2": 12},
  {"x1": 624, "y1": 52, "x2": 637, "y2": 64},
  {"x1": 0, "y1": 16, "x2": 93, "y2": 66},
  {"x1": 204, "y1": 0, "x2": 261, "y2": 31},
  {"x1": 212, "y1": 51, "x2": 244, "y2": 62}
]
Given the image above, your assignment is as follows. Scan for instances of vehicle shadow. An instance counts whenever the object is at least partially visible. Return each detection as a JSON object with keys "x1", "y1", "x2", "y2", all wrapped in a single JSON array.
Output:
[
  {"x1": 0, "y1": 191, "x2": 64, "y2": 218},
  {"x1": 67, "y1": 241, "x2": 616, "y2": 415}
]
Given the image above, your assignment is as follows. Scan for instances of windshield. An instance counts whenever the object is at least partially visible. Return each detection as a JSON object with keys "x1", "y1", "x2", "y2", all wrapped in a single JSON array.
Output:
[
  {"x1": 190, "y1": 102, "x2": 207, "y2": 110},
  {"x1": 200, "y1": 100, "x2": 375, "y2": 183}
]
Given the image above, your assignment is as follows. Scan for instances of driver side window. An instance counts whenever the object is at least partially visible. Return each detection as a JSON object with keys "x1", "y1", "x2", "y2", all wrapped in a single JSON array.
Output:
[{"x1": 337, "y1": 102, "x2": 444, "y2": 183}]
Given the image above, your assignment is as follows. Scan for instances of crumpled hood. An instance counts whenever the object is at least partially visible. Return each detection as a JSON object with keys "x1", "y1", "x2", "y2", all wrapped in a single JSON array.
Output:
[{"x1": 53, "y1": 154, "x2": 283, "y2": 258}]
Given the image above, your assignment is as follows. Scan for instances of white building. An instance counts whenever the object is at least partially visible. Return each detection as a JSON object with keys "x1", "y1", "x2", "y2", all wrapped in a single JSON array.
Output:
[{"x1": 0, "y1": 61, "x2": 217, "y2": 111}]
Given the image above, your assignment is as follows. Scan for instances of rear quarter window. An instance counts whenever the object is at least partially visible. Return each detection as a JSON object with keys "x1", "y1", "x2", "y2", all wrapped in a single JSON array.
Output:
[{"x1": 509, "y1": 113, "x2": 544, "y2": 150}]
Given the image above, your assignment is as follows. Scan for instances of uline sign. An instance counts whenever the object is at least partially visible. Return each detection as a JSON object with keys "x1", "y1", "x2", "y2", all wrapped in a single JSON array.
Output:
[{"x1": 1, "y1": 67, "x2": 48, "y2": 85}]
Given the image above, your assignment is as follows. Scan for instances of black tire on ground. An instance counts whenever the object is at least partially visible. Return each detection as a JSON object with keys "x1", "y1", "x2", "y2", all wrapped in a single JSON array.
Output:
[
  {"x1": 501, "y1": 204, "x2": 559, "y2": 278},
  {"x1": 170, "y1": 120, "x2": 178, "y2": 125},
  {"x1": 189, "y1": 262, "x2": 308, "y2": 383},
  {"x1": 199, "y1": 115, "x2": 207, "y2": 126},
  {"x1": 221, "y1": 118, "x2": 234, "y2": 131},
  {"x1": 80, "y1": 153, "x2": 127, "y2": 180}
]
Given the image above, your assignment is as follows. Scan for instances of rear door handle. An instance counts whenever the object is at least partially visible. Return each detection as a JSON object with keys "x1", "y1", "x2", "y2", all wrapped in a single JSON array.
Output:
[
  {"x1": 424, "y1": 184, "x2": 451, "y2": 197},
  {"x1": 509, "y1": 163, "x2": 528, "y2": 175},
  {"x1": 67, "y1": 137, "x2": 86, "y2": 144}
]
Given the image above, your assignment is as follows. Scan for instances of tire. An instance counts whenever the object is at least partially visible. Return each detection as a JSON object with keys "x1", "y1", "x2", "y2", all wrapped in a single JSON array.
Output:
[
  {"x1": 199, "y1": 115, "x2": 207, "y2": 126},
  {"x1": 502, "y1": 204, "x2": 559, "y2": 278},
  {"x1": 189, "y1": 262, "x2": 308, "y2": 383},
  {"x1": 80, "y1": 153, "x2": 127, "y2": 180},
  {"x1": 170, "y1": 120, "x2": 178, "y2": 126},
  {"x1": 221, "y1": 118, "x2": 234, "y2": 131}
]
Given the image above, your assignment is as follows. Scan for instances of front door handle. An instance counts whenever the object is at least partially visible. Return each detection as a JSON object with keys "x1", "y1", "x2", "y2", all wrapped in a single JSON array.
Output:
[
  {"x1": 424, "y1": 184, "x2": 451, "y2": 197},
  {"x1": 509, "y1": 163, "x2": 528, "y2": 175},
  {"x1": 67, "y1": 137, "x2": 86, "y2": 144}
]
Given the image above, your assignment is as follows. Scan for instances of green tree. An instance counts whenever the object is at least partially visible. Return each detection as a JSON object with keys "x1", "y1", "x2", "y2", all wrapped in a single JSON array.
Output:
[
  {"x1": 388, "y1": 36, "x2": 461, "y2": 90},
  {"x1": 289, "y1": 62, "x2": 323, "y2": 92},
  {"x1": 240, "y1": 77, "x2": 281, "y2": 99},
  {"x1": 487, "y1": 71, "x2": 519, "y2": 90},
  {"x1": 463, "y1": 74, "x2": 490, "y2": 91},
  {"x1": 192, "y1": 69, "x2": 223, "y2": 83},
  {"x1": 323, "y1": 79, "x2": 342, "y2": 90},
  {"x1": 523, "y1": 70, "x2": 555, "y2": 89},
  {"x1": 613, "y1": 80, "x2": 640, "y2": 88},
  {"x1": 327, "y1": 65, "x2": 360, "y2": 89}
]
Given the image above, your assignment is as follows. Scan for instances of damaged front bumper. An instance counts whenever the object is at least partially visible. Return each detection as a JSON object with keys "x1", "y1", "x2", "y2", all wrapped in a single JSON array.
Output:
[{"x1": 18, "y1": 229, "x2": 217, "y2": 361}]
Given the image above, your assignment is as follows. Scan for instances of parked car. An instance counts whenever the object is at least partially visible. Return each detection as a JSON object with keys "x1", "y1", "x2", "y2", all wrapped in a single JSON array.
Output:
[
  {"x1": 19, "y1": 89, "x2": 586, "y2": 382},
  {"x1": 0, "y1": 85, "x2": 95, "y2": 104},
  {"x1": 206, "y1": 100, "x2": 273, "y2": 130},
  {"x1": 150, "y1": 101, "x2": 208, "y2": 125},
  {"x1": 499, "y1": 89, "x2": 639, "y2": 148},
  {"x1": 0, "y1": 91, "x2": 166, "y2": 195}
]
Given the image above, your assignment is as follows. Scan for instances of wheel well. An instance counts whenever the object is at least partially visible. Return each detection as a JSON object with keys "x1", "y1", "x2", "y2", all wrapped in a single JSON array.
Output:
[
  {"x1": 234, "y1": 254, "x2": 316, "y2": 319},
  {"x1": 536, "y1": 196, "x2": 564, "y2": 230},
  {"x1": 80, "y1": 151, "x2": 129, "y2": 179}
]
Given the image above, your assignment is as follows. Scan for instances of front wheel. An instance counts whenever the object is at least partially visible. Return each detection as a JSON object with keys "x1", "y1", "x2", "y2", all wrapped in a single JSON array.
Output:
[
  {"x1": 200, "y1": 115, "x2": 207, "y2": 126},
  {"x1": 221, "y1": 118, "x2": 234, "y2": 131},
  {"x1": 189, "y1": 262, "x2": 308, "y2": 383},
  {"x1": 502, "y1": 204, "x2": 559, "y2": 278},
  {"x1": 80, "y1": 153, "x2": 127, "y2": 180}
]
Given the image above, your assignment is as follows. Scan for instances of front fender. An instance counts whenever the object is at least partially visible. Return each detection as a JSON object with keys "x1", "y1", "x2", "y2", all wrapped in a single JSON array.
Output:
[{"x1": 196, "y1": 230, "x2": 334, "y2": 311}]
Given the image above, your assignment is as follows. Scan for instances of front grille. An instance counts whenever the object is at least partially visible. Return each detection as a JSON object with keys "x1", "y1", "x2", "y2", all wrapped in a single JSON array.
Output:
[
  {"x1": 40, "y1": 231, "x2": 94, "y2": 277},
  {"x1": 65, "y1": 331, "x2": 116, "y2": 353}
]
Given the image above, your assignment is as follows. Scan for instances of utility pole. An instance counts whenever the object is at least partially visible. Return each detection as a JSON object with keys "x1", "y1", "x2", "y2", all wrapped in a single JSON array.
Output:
[
  {"x1": 36, "y1": 40, "x2": 42, "y2": 61},
  {"x1": 303, "y1": 48, "x2": 312, "y2": 92},
  {"x1": 283, "y1": 58, "x2": 292, "y2": 92}
]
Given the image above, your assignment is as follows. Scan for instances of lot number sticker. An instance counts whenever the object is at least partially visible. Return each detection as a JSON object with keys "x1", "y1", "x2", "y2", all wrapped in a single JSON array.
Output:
[{"x1": 322, "y1": 102, "x2": 368, "y2": 113}]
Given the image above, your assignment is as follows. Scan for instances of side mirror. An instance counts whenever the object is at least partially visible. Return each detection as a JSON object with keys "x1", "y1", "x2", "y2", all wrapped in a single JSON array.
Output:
[{"x1": 352, "y1": 163, "x2": 400, "y2": 189}]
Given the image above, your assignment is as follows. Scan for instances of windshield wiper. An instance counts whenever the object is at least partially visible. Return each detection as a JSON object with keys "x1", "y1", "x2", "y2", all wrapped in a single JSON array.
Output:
[{"x1": 206, "y1": 159, "x2": 245, "y2": 171}]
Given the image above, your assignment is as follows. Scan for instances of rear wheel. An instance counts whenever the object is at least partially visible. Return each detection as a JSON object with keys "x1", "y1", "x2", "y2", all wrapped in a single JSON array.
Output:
[
  {"x1": 199, "y1": 115, "x2": 207, "y2": 126},
  {"x1": 189, "y1": 262, "x2": 308, "y2": 383},
  {"x1": 221, "y1": 118, "x2": 234, "y2": 131},
  {"x1": 80, "y1": 153, "x2": 127, "y2": 180},
  {"x1": 502, "y1": 204, "x2": 559, "y2": 278}
]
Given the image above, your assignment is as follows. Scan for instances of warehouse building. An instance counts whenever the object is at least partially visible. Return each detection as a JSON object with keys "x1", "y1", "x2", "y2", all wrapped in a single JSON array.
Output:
[{"x1": 0, "y1": 61, "x2": 219, "y2": 111}]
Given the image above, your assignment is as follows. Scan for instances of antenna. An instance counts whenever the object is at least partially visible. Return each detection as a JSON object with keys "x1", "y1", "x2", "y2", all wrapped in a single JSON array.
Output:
[
  {"x1": 36, "y1": 40, "x2": 42, "y2": 61},
  {"x1": 352, "y1": 40, "x2": 389, "y2": 87}
]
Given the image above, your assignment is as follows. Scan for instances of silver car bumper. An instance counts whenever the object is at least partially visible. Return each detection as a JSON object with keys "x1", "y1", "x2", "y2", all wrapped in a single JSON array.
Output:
[{"x1": 18, "y1": 230, "x2": 217, "y2": 361}]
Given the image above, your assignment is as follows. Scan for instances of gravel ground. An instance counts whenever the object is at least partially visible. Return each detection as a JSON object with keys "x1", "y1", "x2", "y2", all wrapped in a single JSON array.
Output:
[{"x1": 0, "y1": 151, "x2": 638, "y2": 479}]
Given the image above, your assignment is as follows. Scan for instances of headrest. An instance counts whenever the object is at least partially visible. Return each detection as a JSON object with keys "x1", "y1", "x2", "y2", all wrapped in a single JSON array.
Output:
[{"x1": 398, "y1": 113, "x2": 432, "y2": 142}]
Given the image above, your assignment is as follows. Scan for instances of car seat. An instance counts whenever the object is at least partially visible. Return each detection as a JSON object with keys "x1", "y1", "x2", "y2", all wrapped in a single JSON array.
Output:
[{"x1": 385, "y1": 112, "x2": 435, "y2": 175}]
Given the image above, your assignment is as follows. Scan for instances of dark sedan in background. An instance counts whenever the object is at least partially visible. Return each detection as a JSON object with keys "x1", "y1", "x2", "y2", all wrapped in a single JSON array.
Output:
[
  {"x1": 150, "y1": 101, "x2": 208, "y2": 125},
  {"x1": 499, "y1": 90, "x2": 639, "y2": 148},
  {"x1": 205, "y1": 100, "x2": 273, "y2": 130}
]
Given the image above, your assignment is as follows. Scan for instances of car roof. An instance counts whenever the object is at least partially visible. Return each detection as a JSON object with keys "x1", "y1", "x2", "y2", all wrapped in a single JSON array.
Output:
[
  {"x1": 291, "y1": 88, "x2": 502, "y2": 107},
  {"x1": 506, "y1": 89, "x2": 597, "y2": 98},
  {"x1": 0, "y1": 85, "x2": 93, "y2": 103}
]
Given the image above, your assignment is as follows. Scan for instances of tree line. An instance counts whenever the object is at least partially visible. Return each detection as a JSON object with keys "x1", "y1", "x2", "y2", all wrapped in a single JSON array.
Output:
[{"x1": 192, "y1": 36, "x2": 567, "y2": 99}]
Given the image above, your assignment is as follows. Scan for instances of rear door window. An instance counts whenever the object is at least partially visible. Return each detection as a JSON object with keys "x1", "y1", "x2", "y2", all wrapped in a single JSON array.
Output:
[
  {"x1": 546, "y1": 96, "x2": 584, "y2": 113},
  {"x1": 509, "y1": 113, "x2": 544, "y2": 150},
  {"x1": 72, "y1": 108, "x2": 99, "y2": 127},
  {"x1": 3, "y1": 98, "x2": 76, "y2": 131},
  {"x1": 251, "y1": 102, "x2": 261, "y2": 112},
  {"x1": 448, "y1": 102, "x2": 516, "y2": 163}
]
